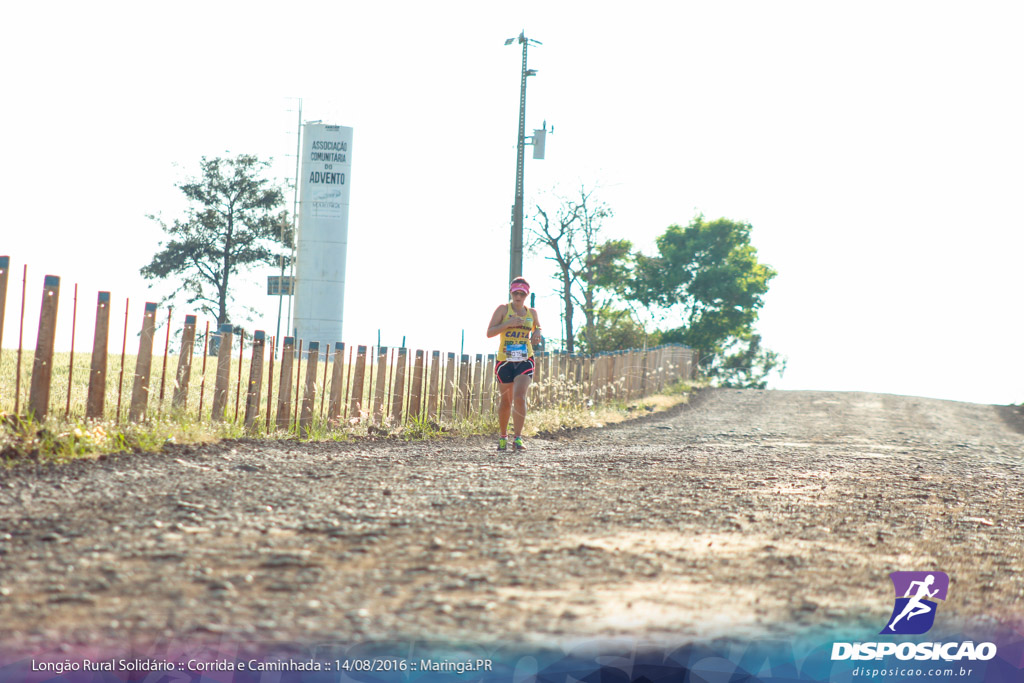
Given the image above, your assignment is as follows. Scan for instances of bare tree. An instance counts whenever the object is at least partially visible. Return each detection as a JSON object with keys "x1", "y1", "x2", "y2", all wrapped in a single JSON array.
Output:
[
  {"x1": 529, "y1": 185, "x2": 616, "y2": 354},
  {"x1": 530, "y1": 199, "x2": 580, "y2": 352},
  {"x1": 567, "y1": 188, "x2": 613, "y2": 352}
]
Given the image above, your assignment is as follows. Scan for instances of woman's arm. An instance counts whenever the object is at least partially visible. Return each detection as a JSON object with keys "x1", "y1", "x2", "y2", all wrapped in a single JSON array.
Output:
[
  {"x1": 487, "y1": 305, "x2": 512, "y2": 338},
  {"x1": 530, "y1": 307, "x2": 542, "y2": 345}
]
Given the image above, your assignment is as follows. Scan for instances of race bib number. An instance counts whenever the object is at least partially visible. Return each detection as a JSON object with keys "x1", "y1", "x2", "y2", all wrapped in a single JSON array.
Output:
[{"x1": 506, "y1": 343, "x2": 528, "y2": 362}]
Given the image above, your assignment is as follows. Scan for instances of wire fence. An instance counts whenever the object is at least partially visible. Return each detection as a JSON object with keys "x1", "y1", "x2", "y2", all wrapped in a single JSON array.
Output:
[{"x1": 0, "y1": 258, "x2": 697, "y2": 435}]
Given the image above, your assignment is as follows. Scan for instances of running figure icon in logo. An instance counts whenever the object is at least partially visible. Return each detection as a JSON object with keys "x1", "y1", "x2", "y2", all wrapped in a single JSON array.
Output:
[{"x1": 882, "y1": 571, "x2": 950, "y2": 635}]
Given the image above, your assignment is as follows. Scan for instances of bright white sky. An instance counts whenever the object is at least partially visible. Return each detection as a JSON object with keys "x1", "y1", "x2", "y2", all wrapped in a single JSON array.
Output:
[{"x1": 3, "y1": 1, "x2": 1023, "y2": 406}]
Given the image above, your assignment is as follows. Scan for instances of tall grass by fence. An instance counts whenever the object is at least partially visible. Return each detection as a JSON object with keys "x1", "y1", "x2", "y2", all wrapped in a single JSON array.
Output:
[{"x1": 0, "y1": 259, "x2": 697, "y2": 435}]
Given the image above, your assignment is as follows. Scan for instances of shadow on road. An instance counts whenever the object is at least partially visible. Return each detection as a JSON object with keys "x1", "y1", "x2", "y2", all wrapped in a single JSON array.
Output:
[{"x1": 995, "y1": 404, "x2": 1024, "y2": 436}]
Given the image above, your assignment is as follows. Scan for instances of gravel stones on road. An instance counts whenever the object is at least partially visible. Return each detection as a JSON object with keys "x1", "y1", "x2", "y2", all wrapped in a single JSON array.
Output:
[{"x1": 1, "y1": 388, "x2": 1022, "y2": 652}]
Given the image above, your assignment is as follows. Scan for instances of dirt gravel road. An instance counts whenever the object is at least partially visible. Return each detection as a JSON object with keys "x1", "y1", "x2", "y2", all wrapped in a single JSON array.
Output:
[{"x1": 1, "y1": 388, "x2": 1022, "y2": 654}]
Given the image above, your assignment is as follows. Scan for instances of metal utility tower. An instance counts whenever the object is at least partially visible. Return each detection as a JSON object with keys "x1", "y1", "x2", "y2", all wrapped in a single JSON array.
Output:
[
  {"x1": 505, "y1": 31, "x2": 541, "y2": 283},
  {"x1": 278, "y1": 97, "x2": 302, "y2": 346}
]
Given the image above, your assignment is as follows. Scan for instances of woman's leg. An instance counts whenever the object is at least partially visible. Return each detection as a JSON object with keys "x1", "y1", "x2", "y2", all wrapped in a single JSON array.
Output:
[
  {"x1": 511, "y1": 374, "x2": 532, "y2": 436},
  {"x1": 498, "y1": 380, "x2": 514, "y2": 435}
]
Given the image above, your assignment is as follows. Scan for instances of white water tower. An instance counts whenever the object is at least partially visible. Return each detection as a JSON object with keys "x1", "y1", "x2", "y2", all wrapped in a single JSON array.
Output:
[{"x1": 292, "y1": 123, "x2": 353, "y2": 352}]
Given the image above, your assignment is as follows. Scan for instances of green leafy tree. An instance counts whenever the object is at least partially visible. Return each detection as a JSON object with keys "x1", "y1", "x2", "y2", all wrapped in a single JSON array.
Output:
[
  {"x1": 578, "y1": 304, "x2": 659, "y2": 354},
  {"x1": 716, "y1": 333, "x2": 786, "y2": 389},
  {"x1": 580, "y1": 236, "x2": 633, "y2": 348},
  {"x1": 141, "y1": 154, "x2": 293, "y2": 327},
  {"x1": 630, "y1": 215, "x2": 783, "y2": 386}
]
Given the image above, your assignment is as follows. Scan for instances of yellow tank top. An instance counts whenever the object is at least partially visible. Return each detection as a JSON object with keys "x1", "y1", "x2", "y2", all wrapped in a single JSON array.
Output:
[{"x1": 497, "y1": 303, "x2": 535, "y2": 362}]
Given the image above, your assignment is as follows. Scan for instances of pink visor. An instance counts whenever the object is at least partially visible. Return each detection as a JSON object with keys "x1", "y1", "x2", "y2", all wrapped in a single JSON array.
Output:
[{"x1": 510, "y1": 282, "x2": 530, "y2": 294}]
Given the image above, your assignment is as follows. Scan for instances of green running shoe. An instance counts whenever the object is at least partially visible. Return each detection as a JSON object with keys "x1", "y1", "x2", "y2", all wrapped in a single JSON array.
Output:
[
  {"x1": 497, "y1": 436, "x2": 508, "y2": 452},
  {"x1": 513, "y1": 436, "x2": 525, "y2": 451}
]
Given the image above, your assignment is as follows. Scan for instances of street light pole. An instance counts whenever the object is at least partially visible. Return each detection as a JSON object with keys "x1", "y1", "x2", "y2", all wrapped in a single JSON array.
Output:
[{"x1": 506, "y1": 31, "x2": 540, "y2": 283}]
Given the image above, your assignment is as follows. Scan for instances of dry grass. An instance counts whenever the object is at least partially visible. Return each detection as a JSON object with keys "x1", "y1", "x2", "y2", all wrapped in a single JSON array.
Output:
[{"x1": 0, "y1": 346, "x2": 700, "y2": 462}]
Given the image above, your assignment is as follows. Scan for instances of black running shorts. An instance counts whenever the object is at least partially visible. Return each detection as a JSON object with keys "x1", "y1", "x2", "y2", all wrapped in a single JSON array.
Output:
[{"x1": 495, "y1": 358, "x2": 535, "y2": 384}]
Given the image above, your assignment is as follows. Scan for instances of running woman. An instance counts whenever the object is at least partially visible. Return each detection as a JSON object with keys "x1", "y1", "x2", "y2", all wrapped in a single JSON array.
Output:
[{"x1": 486, "y1": 277, "x2": 542, "y2": 452}]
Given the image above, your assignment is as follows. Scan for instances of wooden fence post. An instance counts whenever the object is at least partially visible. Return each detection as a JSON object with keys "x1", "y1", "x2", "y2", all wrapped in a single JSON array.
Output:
[
  {"x1": 598, "y1": 352, "x2": 606, "y2": 401},
  {"x1": 64, "y1": 283, "x2": 78, "y2": 418},
  {"x1": 172, "y1": 315, "x2": 197, "y2": 409},
  {"x1": 417, "y1": 350, "x2": 425, "y2": 419},
  {"x1": 328, "y1": 342, "x2": 345, "y2": 422},
  {"x1": 28, "y1": 275, "x2": 60, "y2": 420},
  {"x1": 651, "y1": 348, "x2": 659, "y2": 395},
  {"x1": 546, "y1": 351, "x2": 556, "y2": 406},
  {"x1": 472, "y1": 353, "x2": 483, "y2": 415},
  {"x1": 365, "y1": 346, "x2": 375, "y2": 417},
  {"x1": 427, "y1": 351, "x2": 440, "y2": 420},
  {"x1": 599, "y1": 352, "x2": 608, "y2": 402},
  {"x1": 384, "y1": 348, "x2": 396, "y2": 418},
  {"x1": 619, "y1": 351, "x2": 628, "y2": 399},
  {"x1": 547, "y1": 351, "x2": 558, "y2": 406},
  {"x1": 621, "y1": 351, "x2": 632, "y2": 402},
  {"x1": 244, "y1": 331, "x2": 265, "y2": 430},
  {"x1": 606, "y1": 351, "x2": 616, "y2": 401},
  {"x1": 622, "y1": 352, "x2": 630, "y2": 401},
  {"x1": 557, "y1": 351, "x2": 566, "y2": 405},
  {"x1": 0, "y1": 256, "x2": 8, "y2": 367},
  {"x1": 562, "y1": 352, "x2": 572, "y2": 404},
  {"x1": 568, "y1": 354, "x2": 576, "y2": 405},
  {"x1": 533, "y1": 352, "x2": 544, "y2": 408},
  {"x1": 342, "y1": 345, "x2": 353, "y2": 422},
  {"x1": 584, "y1": 355, "x2": 594, "y2": 403},
  {"x1": 196, "y1": 320, "x2": 209, "y2": 418},
  {"x1": 300, "y1": 341, "x2": 319, "y2": 434},
  {"x1": 211, "y1": 323, "x2": 233, "y2": 422},
  {"x1": 128, "y1": 302, "x2": 157, "y2": 422},
  {"x1": 532, "y1": 352, "x2": 543, "y2": 407},
  {"x1": 602, "y1": 352, "x2": 611, "y2": 402},
  {"x1": 266, "y1": 336, "x2": 276, "y2": 432},
  {"x1": 457, "y1": 354, "x2": 471, "y2": 419},
  {"x1": 484, "y1": 354, "x2": 496, "y2": 414},
  {"x1": 640, "y1": 348, "x2": 649, "y2": 398},
  {"x1": 293, "y1": 340, "x2": 303, "y2": 427},
  {"x1": 604, "y1": 353, "x2": 613, "y2": 401},
  {"x1": 349, "y1": 345, "x2": 367, "y2": 421},
  {"x1": 589, "y1": 354, "x2": 601, "y2": 405},
  {"x1": 619, "y1": 351, "x2": 628, "y2": 401},
  {"x1": 408, "y1": 349, "x2": 425, "y2": 421},
  {"x1": 573, "y1": 354, "x2": 583, "y2": 406},
  {"x1": 391, "y1": 347, "x2": 408, "y2": 423},
  {"x1": 85, "y1": 292, "x2": 111, "y2": 420},
  {"x1": 156, "y1": 307, "x2": 172, "y2": 415},
  {"x1": 373, "y1": 346, "x2": 388, "y2": 424},
  {"x1": 275, "y1": 337, "x2": 295, "y2": 430},
  {"x1": 567, "y1": 353, "x2": 575, "y2": 405},
  {"x1": 653, "y1": 346, "x2": 660, "y2": 391},
  {"x1": 442, "y1": 352, "x2": 456, "y2": 422},
  {"x1": 14, "y1": 265, "x2": 27, "y2": 416},
  {"x1": 233, "y1": 332, "x2": 246, "y2": 422},
  {"x1": 547, "y1": 352, "x2": 555, "y2": 406}
]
